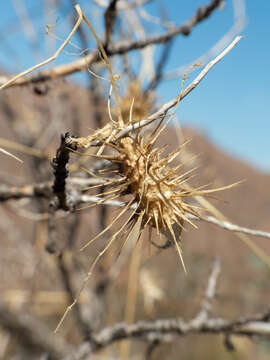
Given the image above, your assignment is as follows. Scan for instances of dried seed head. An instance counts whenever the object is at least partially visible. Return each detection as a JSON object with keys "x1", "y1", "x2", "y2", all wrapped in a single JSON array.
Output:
[
  {"x1": 84, "y1": 119, "x2": 240, "y2": 272},
  {"x1": 115, "y1": 80, "x2": 154, "y2": 124},
  {"x1": 117, "y1": 136, "x2": 195, "y2": 232},
  {"x1": 79, "y1": 116, "x2": 239, "y2": 274}
]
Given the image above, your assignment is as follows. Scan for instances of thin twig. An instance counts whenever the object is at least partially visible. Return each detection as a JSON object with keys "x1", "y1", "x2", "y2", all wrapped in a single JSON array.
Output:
[
  {"x1": 104, "y1": 0, "x2": 120, "y2": 48},
  {"x1": 2, "y1": 185, "x2": 269, "y2": 242},
  {"x1": 0, "y1": 182, "x2": 52, "y2": 201},
  {"x1": 57, "y1": 253, "x2": 92, "y2": 338},
  {"x1": 164, "y1": 0, "x2": 246, "y2": 81},
  {"x1": 78, "y1": 195, "x2": 270, "y2": 241},
  {"x1": 63, "y1": 35, "x2": 242, "y2": 151},
  {"x1": 93, "y1": 0, "x2": 152, "y2": 10},
  {"x1": 192, "y1": 214, "x2": 270, "y2": 240},
  {"x1": 0, "y1": 0, "x2": 223, "y2": 89},
  {"x1": 0, "y1": 302, "x2": 69, "y2": 359},
  {"x1": 0, "y1": 6, "x2": 84, "y2": 90},
  {"x1": 0, "y1": 147, "x2": 23, "y2": 163},
  {"x1": 62, "y1": 268, "x2": 270, "y2": 359},
  {"x1": 66, "y1": 316, "x2": 270, "y2": 358},
  {"x1": 0, "y1": 177, "x2": 119, "y2": 202},
  {"x1": 115, "y1": 36, "x2": 242, "y2": 141},
  {"x1": 191, "y1": 258, "x2": 221, "y2": 326}
]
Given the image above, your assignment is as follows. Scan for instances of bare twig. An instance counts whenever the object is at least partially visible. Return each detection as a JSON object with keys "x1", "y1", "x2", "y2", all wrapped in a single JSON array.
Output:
[
  {"x1": 47, "y1": 133, "x2": 73, "y2": 253},
  {"x1": 66, "y1": 315, "x2": 270, "y2": 359},
  {"x1": 0, "y1": 0, "x2": 223, "y2": 89},
  {"x1": 104, "y1": 0, "x2": 120, "y2": 48},
  {"x1": 68, "y1": 0, "x2": 90, "y2": 55},
  {"x1": 0, "y1": 137, "x2": 45, "y2": 158},
  {"x1": 63, "y1": 35, "x2": 242, "y2": 151},
  {"x1": 93, "y1": 0, "x2": 152, "y2": 10},
  {"x1": 0, "y1": 6, "x2": 84, "y2": 90},
  {"x1": 2, "y1": 181, "x2": 269, "y2": 242},
  {"x1": 192, "y1": 214, "x2": 270, "y2": 240},
  {"x1": 0, "y1": 182, "x2": 52, "y2": 201},
  {"x1": 191, "y1": 258, "x2": 221, "y2": 326},
  {"x1": 113, "y1": 35, "x2": 242, "y2": 141},
  {"x1": 78, "y1": 195, "x2": 270, "y2": 241},
  {"x1": 0, "y1": 147, "x2": 23, "y2": 163},
  {"x1": 0, "y1": 177, "x2": 118, "y2": 202},
  {"x1": 62, "y1": 266, "x2": 270, "y2": 359},
  {"x1": 123, "y1": 3, "x2": 155, "y2": 82},
  {"x1": 147, "y1": 38, "x2": 174, "y2": 90},
  {"x1": 0, "y1": 302, "x2": 69, "y2": 359},
  {"x1": 165, "y1": 0, "x2": 246, "y2": 81},
  {"x1": 138, "y1": 6, "x2": 175, "y2": 29},
  {"x1": 47, "y1": 202, "x2": 59, "y2": 254},
  {"x1": 57, "y1": 253, "x2": 92, "y2": 338}
]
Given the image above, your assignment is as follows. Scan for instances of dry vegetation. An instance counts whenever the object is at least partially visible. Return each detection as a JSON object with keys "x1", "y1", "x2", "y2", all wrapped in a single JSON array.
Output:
[{"x1": 1, "y1": 1, "x2": 270, "y2": 359}]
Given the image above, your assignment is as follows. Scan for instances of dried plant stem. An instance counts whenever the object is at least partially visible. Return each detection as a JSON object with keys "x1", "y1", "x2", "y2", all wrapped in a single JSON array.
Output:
[
  {"x1": 62, "y1": 262, "x2": 270, "y2": 359},
  {"x1": 0, "y1": 6, "x2": 83, "y2": 91},
  {"x1": 63, "y1": 36, "x2": 242, "y2": 152},
  {"x1": 77, "y1": 4, "x2": 124, "y2": 127},
  {"x1": 173, "y1": 118, "x2": 270, "y2": 268},
  {"x1": 0, "y1": 138, "x2": 45, "y2": 158},
  {"x1": 79, "y1": 195, "x2": 270, "y2": 242},
  {"x1": 192, "y1": 199, "x2": 270, "y2": 268},
  {"x1": 54, "y1": 200, "x2": 139, "y2": 333},
  {"x1": 0, "y1": 0, "x2": 223, "y2": 89},
  {"x1": 0, "y1": 147, "x2": 22, "y2": 162},
  {"x1": 192, "y1": 213, "x2": 270, "y2": 240},
  {"x1": 115, "y1": 36, "x2": 242, "y2": 141},
  {"x1": 0, "y1": 302, "x2": 69, "y2": 359},
  {"x1": 120, "y1": 214, "x2": 144, "y2": 359}
]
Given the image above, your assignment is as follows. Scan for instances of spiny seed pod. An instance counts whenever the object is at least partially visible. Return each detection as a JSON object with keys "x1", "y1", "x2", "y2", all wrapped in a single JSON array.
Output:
[
  {"x1": 114, "y1": 80, "x2": 154, "y2": 124},
  {"x1": 81, "y1": 121, "x2": 236, "y2": 272}
]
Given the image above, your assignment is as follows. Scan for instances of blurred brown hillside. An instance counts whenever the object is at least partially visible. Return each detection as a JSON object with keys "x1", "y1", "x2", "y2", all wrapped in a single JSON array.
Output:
[{"x1": 1, "y1": 80, "x2": 270, "y2": 359}]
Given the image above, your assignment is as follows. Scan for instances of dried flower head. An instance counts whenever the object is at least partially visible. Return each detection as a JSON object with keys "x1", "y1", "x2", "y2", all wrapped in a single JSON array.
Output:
[
  {"x1": 79, "y1": 119, "x2": 236, "y2": 273},
  {"x1": 116, "y1": 80, "x2": 154, "y2": 124}
]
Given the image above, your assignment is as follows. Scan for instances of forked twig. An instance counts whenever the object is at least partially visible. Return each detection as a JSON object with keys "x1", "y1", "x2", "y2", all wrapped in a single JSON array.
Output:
[
  {"x1": 0, "y1": 0, "x2": 223, "y2": 89},
  {"x1": 62, "y1": 263, "x2": 270, "y2": 359},
  {"x1": 115, "y1": 36, "x2": 242, "y2": 141},
  {"x1": 0, "y1": 6, "x2": 84, "y2": 91},
  {"x1": 63, "y1": 36, "x2": 242, "y2": 151}
]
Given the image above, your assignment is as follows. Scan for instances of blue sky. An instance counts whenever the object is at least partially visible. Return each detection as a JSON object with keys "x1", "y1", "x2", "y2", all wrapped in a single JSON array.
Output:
[{"x1": 0, "y1": 0, "x2": 269, "y2": 172}]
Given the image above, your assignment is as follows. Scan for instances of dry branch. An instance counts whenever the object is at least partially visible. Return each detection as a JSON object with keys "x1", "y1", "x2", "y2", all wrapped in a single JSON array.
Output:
[
  {"x1": 191, "y1": 214, "x2": 270, "y2": 240},
  {"x1": 62, "y1": 260, "x2": 270, "y2": 359},
  {"x1": 0, "y1": 182, "x2": 52, "y2": 201},
  {"x1": 104, "y1": 0, "x2": 120, "y2": 48},
  {"x1": 61, "y1": 35, "x2": 241, "y2": 150},
  {"x1": 0, "y1": 302, "x2": 69, "y2": 359},
  {"x1": 93, "y1": 0, "x2": 151, "y2": 10},
  {"x1": 192, "y1": 257, "x2": 221, "y2": 326},
  {"x1": 114, "y1": 36, "x2": 242, "y2": 141},
  {"x1": 0, "y1": 0, "x2": 223, "y2": 89},
  {"x1": 2, "y1": 180, "x2": 270, "y2": 242},
  {"x1": 57, "y1": 253, "x2": 92, "y2": 338},
  {"x1": 0, "y1": 178, "x2": 115, "y2": 202},
  {"x1": 68, "y1": 315, "x2": 270, "y2": 358},
  {"x1": 78, "y1": 195, "x2": 270, "y2": 241}
]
